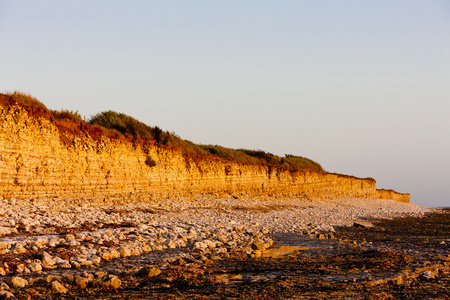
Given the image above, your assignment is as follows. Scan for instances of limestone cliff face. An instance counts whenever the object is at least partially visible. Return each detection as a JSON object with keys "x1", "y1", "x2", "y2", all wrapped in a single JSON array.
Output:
[{"x1": 0, "y1": 105, "x2": 409, "y2": 202}]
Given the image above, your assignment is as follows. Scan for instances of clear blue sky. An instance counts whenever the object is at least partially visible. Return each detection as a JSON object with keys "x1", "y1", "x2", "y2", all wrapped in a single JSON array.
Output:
[{"x1": 1, "y1": 1, "x2": 449, "y2": 207}]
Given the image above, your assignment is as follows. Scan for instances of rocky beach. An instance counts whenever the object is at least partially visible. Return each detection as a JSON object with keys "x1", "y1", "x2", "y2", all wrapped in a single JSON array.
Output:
[
  {"x1": 0, "y1": 95, "x2": 448, "y2": 298},
  {"x1": 2, "y1": 1, "x2": 450, "y2": 297},
  {"x1": 0, "y1": 195, "x2": 448, "y2": 299}
]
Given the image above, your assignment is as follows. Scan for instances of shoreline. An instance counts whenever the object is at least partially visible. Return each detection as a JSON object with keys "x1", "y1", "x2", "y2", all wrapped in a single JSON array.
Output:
[{"x1": 0, "y1": 196, "x2": 446, "y2": 299}]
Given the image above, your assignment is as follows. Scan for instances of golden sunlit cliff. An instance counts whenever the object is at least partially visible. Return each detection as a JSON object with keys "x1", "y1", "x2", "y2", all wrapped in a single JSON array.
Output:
[{"x1": 0, "y1": 93, "x2": 409, "y2": 203}]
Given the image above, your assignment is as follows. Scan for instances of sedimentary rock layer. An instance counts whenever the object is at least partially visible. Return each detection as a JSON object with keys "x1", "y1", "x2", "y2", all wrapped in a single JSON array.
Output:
[{"x1": 0, "y1": 105, "x2": 409, "y2": 202}]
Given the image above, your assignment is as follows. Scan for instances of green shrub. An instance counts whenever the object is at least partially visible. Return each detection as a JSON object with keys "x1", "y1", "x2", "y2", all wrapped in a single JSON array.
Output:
[
  {"x1": 282, "y1": 154, "x2": 324, "y2": 172},
  {"x1": 8, "y1": 91, "x2": 48, "y2": 110},
  {"x1": 89, "y1": 110, "x2": 154, "y2": 141},
  {"x1": 200, "y1": 145, "x2": 324, "y2": 172},
  {"x1": 88, "y1": 111, "x2": 208, "y2": 157},
  {"x1": 1, "y1": 92, "x2": 325, "y2": 174},
  {"x1": 238, "y1": 149, "x2": 278, "y2": 165},
  {"x1": 52, "y1": 110, "x2": 83, "y2": 122}
]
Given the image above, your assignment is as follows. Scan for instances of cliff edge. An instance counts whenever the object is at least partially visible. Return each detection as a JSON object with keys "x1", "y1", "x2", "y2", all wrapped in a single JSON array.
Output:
[{"x1": 0, "y1": 92, "x2": 410, "y2": 203}]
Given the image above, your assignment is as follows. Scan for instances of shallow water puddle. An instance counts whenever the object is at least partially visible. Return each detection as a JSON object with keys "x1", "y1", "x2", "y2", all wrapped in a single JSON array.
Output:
[
  {"x1": 217, "y1": 234, "x2": 340, "y2": 285},
  {"x1": 217, "y1": 273, "x2": 279, "y2": 285},
  {"x1": 217, "y1": 245, "x2": 313, "y2": 285},
  {"x1": 217, "y1": 274, "x2": 244, "y2": 284},
  {"x1": 261, "y1": 245, "x2": 312, "y2": 257}
]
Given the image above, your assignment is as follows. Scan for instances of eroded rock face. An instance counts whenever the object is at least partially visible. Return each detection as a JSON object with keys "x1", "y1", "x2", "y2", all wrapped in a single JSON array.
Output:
[{"x1": 0, "y1": 105, "x2": 409, "y2": 203}]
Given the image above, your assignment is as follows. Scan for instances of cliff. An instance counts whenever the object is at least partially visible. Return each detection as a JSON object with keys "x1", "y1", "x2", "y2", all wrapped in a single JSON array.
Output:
[{"x1": 0, "y1": 102, "x2": 410, "y2": 203}]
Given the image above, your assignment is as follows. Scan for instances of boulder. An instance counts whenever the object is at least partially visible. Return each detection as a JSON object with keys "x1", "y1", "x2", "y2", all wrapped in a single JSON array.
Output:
[
  {"x1": 0, "y1": 228, "x2": 12, "y2": 238},
  {"x1": 51, "y1": 281, "x2": 68, "y2": 294},
  {"x1": 0, "y1": 242, "x2": 10, "y2": 250},
  {"x1": 109, "y1": 249, "x2": 121, "y2": 259},
  {"x1": 251, "y1": 241, "x2": 264, "y2": 251},
  {"x1": 12, "y1": 246, "x2": 26, "y2": 255},
  {"x1": 10, "y1": 277, "x2": 27, "y2": 288},
  {"x1": 100, "y1": 275, "x2": 121, "y2": 290},
  {"x1": 118, "y1": 247, "x2": 131, "y2": 258},
  {"x1": 129, "y1": 247, "x2": 142, "y2": 256},
  {"x1": 89, "y1": 256, "x2": 102, "y2": 265},
  {"x1": 99, "y1": 250, "x2": 112, "y2": 261},
  {"x1": 27, "y1": 262, "x2": 42, "y2": 273},
  {"x1": 63, "y1": 274, "x2": 74, "y2": 282},
  {"x1": 65, "y1": 234, "x2": 75, "y2": 241},
  {"x1": 41, "y1": 251, "x2": 56, "y2": 267},
  {"x1": 0, "y1": 282, "x2": 10, "y2": 291},
  {"x1": 141, "y1": 244, "x2": 152, "y2": 253},
  {"x1": 137, "y1": 267, "x2": 161, "y2": 278},
  {"x1": 45, "y1": 275, "x2": 62, "y2": 283},
  {"x1": 0, "y1": 290, "x2": 14, "y2": 299},
  {"x1": 74, "y1": 276, "x2": 89, "y2": 289},
  {"x1": 94, "y1": 271, "x2": 108, "y2": 279}
]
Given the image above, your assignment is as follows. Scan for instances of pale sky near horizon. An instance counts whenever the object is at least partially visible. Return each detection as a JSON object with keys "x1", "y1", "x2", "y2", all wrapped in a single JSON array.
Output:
[{"x1": 1, "y1": 1, "x2": 449, "y2": 207}]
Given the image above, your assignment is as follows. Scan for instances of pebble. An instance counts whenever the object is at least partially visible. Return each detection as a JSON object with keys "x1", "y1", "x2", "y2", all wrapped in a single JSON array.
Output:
[{"x1": 0, "y1": 195, "x2": 436, "y2": 293}]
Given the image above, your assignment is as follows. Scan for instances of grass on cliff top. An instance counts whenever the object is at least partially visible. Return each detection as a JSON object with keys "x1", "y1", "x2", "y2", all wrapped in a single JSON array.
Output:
[
  {"x1": 89, "y1": 110, "x2": 207, "y2": 157},
  {"x1": 0, "y1": 91, "x2": 128, "y2": 144},
  {"x1": 89, "y1": 111, "x2": 324, "y2": 172},
  {"x1": 200, "y1": 145, "x2": 324, "y2": 172},
  {"x1": 0, "y1": 91, "x2": 324, "y2": 173}
]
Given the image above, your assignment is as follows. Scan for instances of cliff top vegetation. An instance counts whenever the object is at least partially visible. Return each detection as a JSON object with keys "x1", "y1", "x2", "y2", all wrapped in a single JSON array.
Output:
[{"x1": 0, "y1": 91, "x2": 324, "y2": 173}]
